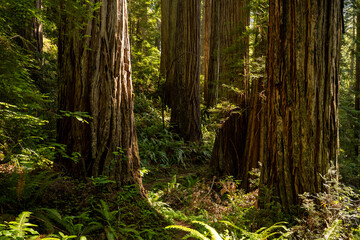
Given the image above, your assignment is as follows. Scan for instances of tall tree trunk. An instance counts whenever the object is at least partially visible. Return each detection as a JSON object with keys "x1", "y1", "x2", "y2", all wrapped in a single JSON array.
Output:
[
  {"x1": 206, "y1": 0, "x2": 250, "y2": 107},
  {"x1": 203, "y1": 0, "x2": 211, "y2": 104},
  {"x1": 355, "y1": 12, "x2": 360, "y2": 157},
  {"x1": 56, "y1": 0, "x2": 144, "y2": 194},
  {"x1": 241, "y1": 10, "x2": 268, "y2": 190},
  {"x1": 16, "y1": 0, "x2": 44, "y2": 92},
  {"x1": 259, "y1": 0, "x2": 342, "y2": 211},
  {"x1": 210, "y1": 2, "x2": 267, "y2": 191},
  {"x1": 161, "y1": 0, "x2": 202, "y2": 142}
]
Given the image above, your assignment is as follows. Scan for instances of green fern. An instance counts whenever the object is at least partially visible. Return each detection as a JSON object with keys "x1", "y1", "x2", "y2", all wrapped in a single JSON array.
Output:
[
  {"x1": 166, "y1": 220, "x2": 222, "y2": 240},
  {"x1": 221, "y1": 220, "x2": 291, "y2": 239},
  {"x1": 192, "y1": 221, "x2": 223, "y2": 240},
  {"x1": 166, "y1": 224, "x2": 210, "y2": 240},
  {"x1": 316, "y1": 219, "x2": 342, "y2": 240},
  {"x1": 8, "y1": 211, "x2": 39, "y2": 238},
  {"x1": 0, "y1": 211, "x2": 39, "y2": 239},
  {"x1": 36, "y1": 208, "x2": 101, "y2": 238},
  {"x1": 166, "y1": 220, "x2": 292, "y2": 240}
]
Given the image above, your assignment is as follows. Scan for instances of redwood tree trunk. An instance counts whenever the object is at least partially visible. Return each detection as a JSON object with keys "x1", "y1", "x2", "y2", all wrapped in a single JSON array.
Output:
[
  {"x1": 210, "y1": 111, "x2": 248, "y2": 187},
  {"x1": 33, "y1": 0, "x2": 43, "y2": 55},
  {"x1": 241, "y1": 12, "x2": 268, "y2": 190},
  {"x1": 259, "y1": 0, "x2": 342, "y2": 211},
  {"x1": 206, "y1": 0, "x2": 250, "y2": 107},
  {"x1": 210, "y1": 0, "x2": 259, "y2": 191},
  {"x1": 57, "y1": 0, "x2": 143, "y2": 193},
  {"x1": 203, "y1": 0, "x2": 211, "y2": 104},
  {"x1": 161, "y1": 0, "x2": 202, "y2": 142}
]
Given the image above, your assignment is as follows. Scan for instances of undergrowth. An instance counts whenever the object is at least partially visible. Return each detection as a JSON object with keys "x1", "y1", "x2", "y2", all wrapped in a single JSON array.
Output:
[{"x1": 134, "y1": 93, "x2": 212, "y2": 168}]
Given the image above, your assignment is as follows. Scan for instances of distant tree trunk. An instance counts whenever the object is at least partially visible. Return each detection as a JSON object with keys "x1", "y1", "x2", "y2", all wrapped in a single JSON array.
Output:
[
  {"x1": 241, "y1": 11, "x2": 268, "y2": 190},
  {"x1": 33, "y1": 0, "x2": 43, "y2": 54},
  {"x1": 57, "y1": 0, "x2": 144, "y2": 194},
  {"x1": 203, "y1": 0, "x2": 211, "y2": 104},
  {"x1": 355, "y1": 12, "x2": 360, "y2": 156},
  {"x1": 351, "y1": 14, "x2": 356, "y2": 83},
  {"x1": 206, "y1": 0, "x2": 250, "y2": 107},
  {"x1": 32, "y1": 0, "x2": 45, "y2": 92},
  {"x1": 210, "y1": 3, "x2": 267, "y2": 191},
  {"x1": 16, "y1": 0, "x2": 44, "y2": 91},
  {"x1": 161, "y1": 0, "x2": 202, "y2": 142},
  {"x1": 259, "y1": 0, "x2": 342, "y2": 211}
]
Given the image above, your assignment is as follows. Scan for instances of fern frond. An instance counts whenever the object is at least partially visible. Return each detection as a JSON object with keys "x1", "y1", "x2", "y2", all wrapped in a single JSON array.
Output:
[
  {"x1": 33, "y1": 210, "x2": 55, "y2": 233},
  {"x1": 82, "y1": 221, "x2": 103, "y2": 235},
  {"x1": 37, "y1": 208, "x2": 73, "y2": 234},
  {"x1": 166, "y1": 225, "x2": 210, "y2": 240},
  {"x1": 192, "y1": 221, "x2": 223, "y2": 240},
  {"x1": 256, "y1": 222, "x2": 289, "y2": 238},
  {"x1": 97, "y1": 199, "x2": 117, "y2": 223},
  {"x1": 323, "y1": 219, "x2": 342, "y2": 240},
  {"x1": 220, "y1": 221, "x2": 244, "y2": 231},
  {"x1": 8, "y1": 211, "x2": 38, "y2": 238}
]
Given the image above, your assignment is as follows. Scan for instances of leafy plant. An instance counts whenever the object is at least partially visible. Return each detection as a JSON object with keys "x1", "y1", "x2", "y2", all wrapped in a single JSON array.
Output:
[
  {"x1": 36, "y1": 208, "x2": 101, "y2": 239},
  {"x1": 166, "y1": 220, "x2": 291, "y2": 240},
  {"x1": 0, "y1": 211, "x2": 80, "y2": 240},
  {"x1": 292, "y1": 167, "x2": 360, "y2": 239},
  {"x1": 166, "y1": 220, "x2": 222, "y2": 240},
  {"x1": 0, "y1": 211, "x2": 39, "y2": 239},
  {"x1": 221, "y1": 221, "x2": 291, "y2": 240}
]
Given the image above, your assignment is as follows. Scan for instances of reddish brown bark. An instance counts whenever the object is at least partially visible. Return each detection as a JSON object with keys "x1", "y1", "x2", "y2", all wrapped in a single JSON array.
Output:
[
  {"x1": 57, "y1": 0, "x2": 144, "y2": 193},
  {"x1": 206, "y1": 0, "x2": 250, "y2": 107},
  {"x1": 161, "y1": 0, "x2": 202, "y2": 142},
  {"x1": 259, "y1": 0, "x2": 341, "y2": 211}
]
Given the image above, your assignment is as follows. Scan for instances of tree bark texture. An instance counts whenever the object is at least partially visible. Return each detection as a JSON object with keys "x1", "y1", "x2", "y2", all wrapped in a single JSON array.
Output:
[
  {"x1": 210, "y1": 111, "x2": 249, "y2": 189},
  {"x1": 203, "y1": 0, "x2": 211, "y2": 104},
  {"x1": 211, "y1": 23, "x2": 267, "y2": 191},
  {"x1": 206, "y1": 0, "x2": 250, "y2": 107},
  {"x1": 259, "y1": 0, "x2": 341, "y2": 211},
  {"x1": 33, "y1": 0, "x2": 43, "y2": 54},
  {"x1": 241, "y1": 14, "x2": 268, "y2": 190},
  {"x1": 57, "y1": 0, "x2": 144, "y2": 193},
  {"x1": 160, "y1": 0, "x2": 202, "y2": 142}
]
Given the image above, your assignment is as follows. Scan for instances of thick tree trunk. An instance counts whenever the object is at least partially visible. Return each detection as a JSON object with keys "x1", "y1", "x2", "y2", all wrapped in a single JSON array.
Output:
[
  {"x1": 259, "y1": 0, "x2": 342, "y2": 211},
  {"x1": 161, "y1": 0, "x2": 202, "y2": 142},
  {"x1": 206, "y1": 0, "x2": 250, "y2": 107},
  {"x1": 57, "y1": 0, "x2": 144, "y2": 193},
  {"x1": 160, "y1": 0, "x2": 176, "y2": 107}
]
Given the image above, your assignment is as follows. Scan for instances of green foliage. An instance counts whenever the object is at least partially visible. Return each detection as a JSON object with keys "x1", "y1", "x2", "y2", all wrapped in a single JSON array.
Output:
[
  {"x1": 0, "y1": 211, "x2": 39, "y2": 239},
  {"x1": 0, "y1": 170, "x2": 59, "y2": 211},
  {"x1": 166, "y1": 220, "x2": 291, "y2": 240},
  {"x1": 0, "y1": 102, "x2": 53, "y2": 168},
  {"x1": 167, "y1": 221, "x2": 222, "y2": 240},
  {"x1": 0, "y1": 0, "x2": 59, "y2": 173},
  {"x1": 0, "y1": 211, "x2": 79, "y2": 240},
  {"x1": 292, "y1": 168, "x2": 360, "y2": 239},
  {"x1": 338, "y1": 0, "x2": 360, "y2": 188},
  {"x1": 36, "y1": 208, "x2": 100, "y2": 239},
  {"x1": 135, "y1": 93, "x2": 211, "y2": 167},
  {"x1": 129, "y1": 0, "x2": 161, "y2": 92}
]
